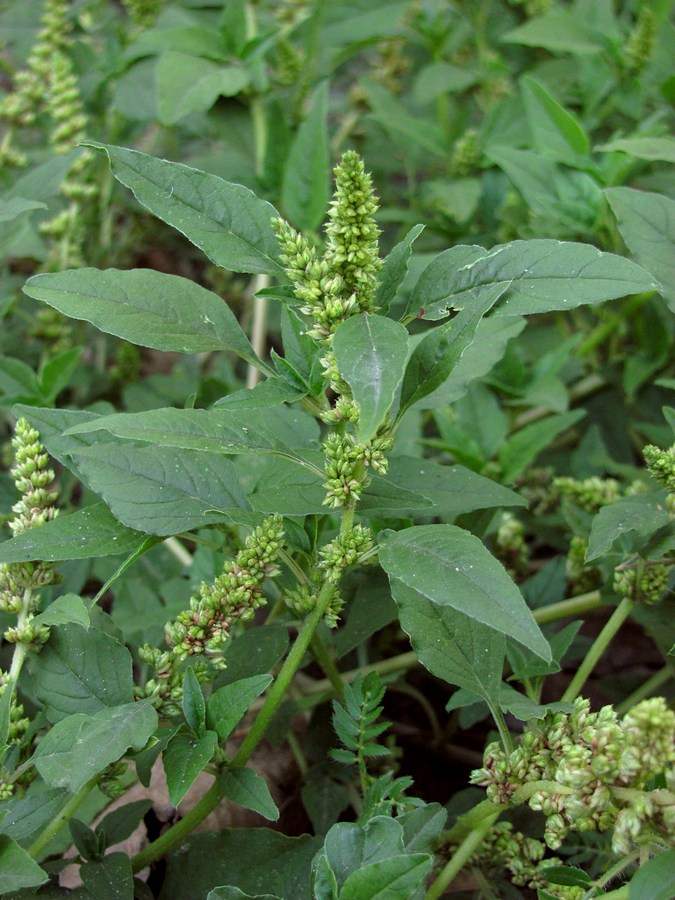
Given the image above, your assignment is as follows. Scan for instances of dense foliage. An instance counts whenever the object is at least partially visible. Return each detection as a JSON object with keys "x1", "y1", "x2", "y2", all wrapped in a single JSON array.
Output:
[{"x1": 0, "y1": 1, "x2": 673, "y2": 898}]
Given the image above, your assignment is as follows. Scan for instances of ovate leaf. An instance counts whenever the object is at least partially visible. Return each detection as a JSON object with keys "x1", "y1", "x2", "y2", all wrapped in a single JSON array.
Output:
[
  {"x1": 393, "y1": 581, "x2": 504, "y2": 708},
  {"x1": 221, "y1": 768, "x2": 279, "y2": 821},
  {"x1": 379, "y1": 525, "x2": 550, "y2": 660},
  {"x1": 207, "y1": 675, "x2": 272, "y2": 742},
  {"x1": 164, "y1": 730, "x2": 218, "y2": 805},
  {"x1": 67, "y1": 443, "x2": 250, "y2": 536},
  {"x1": 85, "y1": 143, "x2": 283, "y2": 276},
  {"x1": 586, "y1": 492, "x2": 671, "y2": 561},
  {"x1": 33, "y1": 702, "x2": 158, "y2": 792},
  {"x1": 30, "y1": 624, "x2": 134, "y2": 722},
  {"x1": 24, "y1": 268, "x2": 258, "y2": 361},
  {"x1": 332, "y1": 314, "x2": 409, "y2": 442}
]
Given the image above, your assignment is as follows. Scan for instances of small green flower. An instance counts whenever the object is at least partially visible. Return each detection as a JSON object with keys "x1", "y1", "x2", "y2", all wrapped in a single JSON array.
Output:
[
  {"x1": 166, "y1": 516, "x2": 285, "y2": 666},
  {"x1": 644, "y1": 443, "x2": 675, "y2": 492}
]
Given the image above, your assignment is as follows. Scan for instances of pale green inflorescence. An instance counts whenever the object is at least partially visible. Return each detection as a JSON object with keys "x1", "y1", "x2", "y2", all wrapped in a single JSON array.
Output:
[
  {"x1": 0, "y1": 419, "x2": 59, "y2": 765},
  {"x1": 644, "y1": 443, "x2": 675, "y2": 493},
  {"x1": 164, "y1": 515, "x2": 285, "y2": 667},
  {"x1": 471, "y1": 697, "x2": 675, "y2": 855}
]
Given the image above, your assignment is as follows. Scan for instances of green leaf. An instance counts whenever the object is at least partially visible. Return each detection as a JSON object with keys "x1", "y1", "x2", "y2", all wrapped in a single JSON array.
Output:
[
  {"x1": 414, "y1": 316, "x2": 525, "y2": 408},
  {"x1": 38, "y1": 347, "x2": 83, "y2": 403},
  {"x1": 0, "y1": 835, "x2": 48, "y2": 891},
  {"x1": 96, "y1": 800, "x2": 154, "y2": 847},
  {"x1": 207, "y1": 675, "x2": 272, "y2": 742},
  {"x1": 33, "y1": 702, "x2": 158, "y2": 792},
  {"x1": 0, "y1": 789, "x2": 66, "y2": 846},
  {"x1": 70, "y1": 818, "x2": 101, "y2": 862},
  {"x1": 84, "y1": 143, "x2": 283, "y2": 276},
  {"x1": 379, "y1": 525, "x2": 550, "y2": 661},
  {"x1": 375, "y1": 224, "x2": 424, "y2": 314},
  {"x1": 32, "y1": 594, "x2": 90, "y2": 630},
  {"x1": 0, "y1": 355, "x2": 43, "y2": 404},
  {"x1": 486, "y1": 147, "x2": 601, "y2": 234},
  {"x1": 164, "y1": 730, "x2": 218, "y2": 805},
  {"x1": 586, "y1": 492, "x2": 671, "y2": 561},
  {"x1": 215, "y1": 377, "x2": 306, "y2": 410},
  {"x1": 498, "y1": 410, "x2": 586, "y2": 483},
  {"x1": 628, "y1": 849, "x2": 675, "y2": 900},
  {"x1": 0, "y1": 503, "x2": 147, "y2": 563},
  {"x1": 540, "y1": 865, "x2": 591, "y2": 888},
  {"x1": 605, "y1": 187, "x2": 675, "y2": 311},
  {"x1": 281, "y1": 82, "x2": 329, "y2": 234},
  {"x1": 502, "y1": 12, "x2": 607, "y2": 54},
  {"x1": 499, "y1": 684, "x2": 572, "y2": 722},
  {"x1": 80, "y1": 852, "x2": 135, "y2": 899},
  {"x1": 0, "y1": 197, "x2": 46, "y2": 223},
  {"x1": 24, "y1": 268, "x2": 257, "y2": 362},
  {"x1": 221, "y1": 768, "x2": 279, "y2": 821},
  {"x1": 65, "y1": 443, "x2": 250, "y2": 536},
  {"x1": 332, "y1": 314, "x2": 409, "y2": 442},
  {"x1": 385, "y1": 457, "x2": 526, "y2": 519},
  {"x1": 183, "y1": 667, "x2": 206, "y2": 737},
  {"x1": 392, "y1": 581, "x2": 505, "y2": 707},
  {"x1": 323, "y1": 818, "x2": 405, "y2": 891},
  {"x1": 66, "y1": 406, "x2": 319, "y2": 465},
  {"x1": 160, "y1": 829, "x2": 321, "y2": 900},
  {"x1": 398, "y1": 804, "x2": 447, "y2": 855},
  {"x1": 406, "y1": 240, "x2": 658, "y2": 321},
  {"x1": 80, "y1": 853, "x2": 134, "y2": 900},
  {"x1": 29, "y1": 624, "x2": 134, "y2": 722},
  {"x1": 339, "y1": 855, "x2": 432, "y2": 900},
  {"x1": 156, "y1": 52, "x2": 250, "y2": 125},
  {"x1": 598, "y1": 136, "x2": 675, "y2": 163},
  {"x1": 399, "y1": 282, "x2": 509, "y2": 414},
  {"x1": 521, "y1": 77, "x2": 590, "y2": 162}
]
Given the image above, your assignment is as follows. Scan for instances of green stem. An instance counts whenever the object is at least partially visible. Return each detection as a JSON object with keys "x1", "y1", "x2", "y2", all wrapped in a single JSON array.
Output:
[
  {"x1": 231, "y1": 577, "x2": 339, "y2": 767},
  {"x1": 425, "y1": 811, "x2": 500, "y2": 900},
  {"x1": 132, "y1": 774, "x2": 224, "y2": 873},
  {"x1": 131, "y1": 571, "x2": 341, "y2": 874},
  {"x1": 532, "y1": 589, "x2": 602, "y2": 625},
  {"x1": 490, "y1": 704, "x2": 513, "y2": 757},
  {"x1": 561, "y1": 597, "x2": 634, "y2": 703},
  {"x1": 29, "y1": 776, "x2": 99, "y2": 860},
  {"x1": 311, "y1": 632, "x2": 344, "y2": 701},
  {"x1": 616, "y1": 664, "x2": 673, "y2": 715}
]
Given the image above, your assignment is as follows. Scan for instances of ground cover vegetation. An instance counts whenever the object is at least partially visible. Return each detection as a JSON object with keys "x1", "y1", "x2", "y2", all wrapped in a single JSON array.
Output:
[{"x1": 0, "y1": 0, "x2": 673, "y2": 897}]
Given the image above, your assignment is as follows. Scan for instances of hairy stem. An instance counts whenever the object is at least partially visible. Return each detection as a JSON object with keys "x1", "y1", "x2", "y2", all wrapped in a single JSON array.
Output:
[{"x1": 425, "y1": 811, "x2": 500, "y2": 900}]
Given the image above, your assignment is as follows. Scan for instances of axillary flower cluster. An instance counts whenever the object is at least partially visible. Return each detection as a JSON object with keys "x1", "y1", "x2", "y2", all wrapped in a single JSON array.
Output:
[{"x1": 471, "y1": 697, "x2": 675, "y2": 858}]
